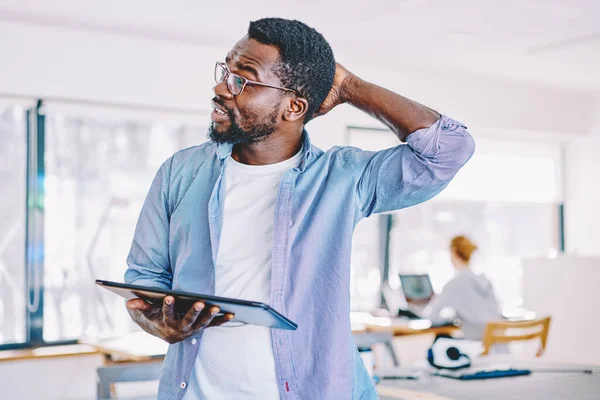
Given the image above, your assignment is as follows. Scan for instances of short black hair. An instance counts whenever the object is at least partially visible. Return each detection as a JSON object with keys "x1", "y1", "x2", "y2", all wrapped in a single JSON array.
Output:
[{"x1": 248, "y1": 18, "x2": 336, "y2": 123}]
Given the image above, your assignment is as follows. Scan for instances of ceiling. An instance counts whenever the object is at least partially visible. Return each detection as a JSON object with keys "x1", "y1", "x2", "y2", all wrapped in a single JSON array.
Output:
[{"x1": 1, "y1": 0, "x2": 599, "y2": 91}]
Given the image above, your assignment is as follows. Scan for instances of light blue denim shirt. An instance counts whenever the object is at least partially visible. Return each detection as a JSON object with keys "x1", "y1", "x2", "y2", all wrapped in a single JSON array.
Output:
[{"x1": 125, "y1": 115, "x2": 475, "y2": 399}]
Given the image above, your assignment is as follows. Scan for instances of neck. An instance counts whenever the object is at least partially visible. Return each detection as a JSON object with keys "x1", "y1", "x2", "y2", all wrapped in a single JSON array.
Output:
[
  {"x1": 455, "y1": 262, "x2": 469, "y2": 271},
  {"x1": 231, "y1": 128, "x2": 303, "y2": 165}
]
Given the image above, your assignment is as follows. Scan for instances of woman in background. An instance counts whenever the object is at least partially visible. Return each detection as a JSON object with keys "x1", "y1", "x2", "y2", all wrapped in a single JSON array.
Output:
[{"x1": 427, "y1": 235, "x2": 502, "y2": 340}]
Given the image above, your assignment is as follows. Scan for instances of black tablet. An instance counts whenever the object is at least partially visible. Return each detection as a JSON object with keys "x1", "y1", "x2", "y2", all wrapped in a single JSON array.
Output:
[{"x1": 96, "y1": 280, "x2": 297, "y2": 331}]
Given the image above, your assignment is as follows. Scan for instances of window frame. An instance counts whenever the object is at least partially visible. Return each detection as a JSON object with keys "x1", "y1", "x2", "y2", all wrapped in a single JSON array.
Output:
[
  {"x1": 346, "y1": 125, "x2": 566, "y2": 310},
  {"x1": 0, "y1": 101, "x2": 78, "y2": 350}
]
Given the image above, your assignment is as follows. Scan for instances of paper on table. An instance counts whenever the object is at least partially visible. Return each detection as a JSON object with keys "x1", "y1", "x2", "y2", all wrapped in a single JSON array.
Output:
[{"x1": 377, "y1": 385, "x2": 454, "y2": 400}]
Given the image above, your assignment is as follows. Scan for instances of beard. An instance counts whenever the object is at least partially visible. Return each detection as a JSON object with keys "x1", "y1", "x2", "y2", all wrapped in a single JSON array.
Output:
[{"x1": 208, "y1": 100, "x2": 279, "y2": 145}]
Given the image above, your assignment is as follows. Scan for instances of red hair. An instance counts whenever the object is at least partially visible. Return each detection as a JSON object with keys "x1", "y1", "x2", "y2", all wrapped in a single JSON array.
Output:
[{"x1": 451, "y1": 236, "x2": 478, "y2": 263}]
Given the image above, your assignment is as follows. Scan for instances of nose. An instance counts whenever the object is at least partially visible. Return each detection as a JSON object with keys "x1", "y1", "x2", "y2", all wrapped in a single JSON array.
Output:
[{"x1": 213, "y1": 80, "x2": 233, "y2": 100}]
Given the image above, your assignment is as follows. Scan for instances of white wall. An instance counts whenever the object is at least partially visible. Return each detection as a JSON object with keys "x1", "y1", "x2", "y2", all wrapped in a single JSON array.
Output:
[
  {"x1": 1, "y1": 19, "x2": 598, "y2": 140},
  {"x1": 522, "y1": 256, "x2": 600, "y2": 365},
  {"x1": 565, "y1": 100, "x2": 600, "y2": 256}
]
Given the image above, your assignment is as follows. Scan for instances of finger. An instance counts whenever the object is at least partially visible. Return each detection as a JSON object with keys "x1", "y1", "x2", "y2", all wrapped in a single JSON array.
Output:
[
  {"x1": 192, "y1": 306, "x2": 220, "y2": 330},
  {"x1": 162, "y1": 296, "x2": 176, "y2": 324},
  {"x1": 208, "y1": 313, "x2": 235, "y2": 327},
  {"x1": 126, "y1": 298, "x2": 149, "y2": 310},
  {"x1": 182, "y1": 302, "x2": 205, "y2": 328},
  {"x1": 127, "y1": 298, "x2": 160, "y2": 319}
]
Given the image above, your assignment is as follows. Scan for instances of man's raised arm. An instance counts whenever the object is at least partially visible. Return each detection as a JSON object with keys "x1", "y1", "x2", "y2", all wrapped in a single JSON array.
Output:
[{"x1": 317, "y1": 64, "x2": 476, "y2": 217}]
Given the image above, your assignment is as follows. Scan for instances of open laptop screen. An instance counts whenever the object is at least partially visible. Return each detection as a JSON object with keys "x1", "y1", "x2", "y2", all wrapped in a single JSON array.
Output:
[{"x1": 399, "y1": 274, "x2": 434, "y2": 303}]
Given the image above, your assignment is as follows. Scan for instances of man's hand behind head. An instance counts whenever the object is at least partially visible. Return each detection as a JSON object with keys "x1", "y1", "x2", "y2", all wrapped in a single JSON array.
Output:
[{"x1": 314, "y1": 63, "x2": 354, "y2": 118}]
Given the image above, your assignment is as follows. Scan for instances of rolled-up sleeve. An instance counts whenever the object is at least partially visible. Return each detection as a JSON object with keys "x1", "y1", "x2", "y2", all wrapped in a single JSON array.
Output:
[
  {"x1": 124, "y1": 158, "x2": 173, "y2": 289},
  {"x1": 352, "y1": 116, "x2": 475, "y2": 217}
]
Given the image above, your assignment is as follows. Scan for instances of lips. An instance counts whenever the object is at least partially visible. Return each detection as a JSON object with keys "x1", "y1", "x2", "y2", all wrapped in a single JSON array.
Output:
[{"x1": 211, "y1": 102, "x2": 230, "y2": 123}]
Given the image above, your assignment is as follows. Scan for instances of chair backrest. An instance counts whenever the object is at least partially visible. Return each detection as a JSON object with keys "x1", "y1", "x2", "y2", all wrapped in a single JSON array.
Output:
[
  {"x1": 97, "y1": 361, "x2": 162, "y2": 399},
  {"x1": 482, "y1": 316, "x2": 551, "y2": 357}
]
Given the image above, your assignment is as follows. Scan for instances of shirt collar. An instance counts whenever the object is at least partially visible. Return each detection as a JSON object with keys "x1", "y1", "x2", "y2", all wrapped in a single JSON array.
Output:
[
  {"x1": 215, "y1": 129, "x2": 313, "y2": 173},
  {"x1": 216, "y1": 142, "x2": 233, "y2": 160}
]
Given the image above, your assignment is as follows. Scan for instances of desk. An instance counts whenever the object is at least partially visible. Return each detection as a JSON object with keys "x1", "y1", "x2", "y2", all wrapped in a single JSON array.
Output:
[
  {"x1": 86, "y1": 317, "x2": 456, "y2": 364},
  {"x1": 377, "y1": 356, "x2": 600, "y2": 400},
  {"x1": 80, "y1": 332, "x2": 167, "y2": 363},
  {"x1": 351, "y1": 312, "x2": 460, "y2": 337},
  {"x1": 352, "y1": 313, "x2": 459, "y2": 367},
  {"x1": 81, "y1": 333, "x2": 167, "y2": 399},
  {"x1": 0, "y1": 344, "x2": 100, "y2": 363}
]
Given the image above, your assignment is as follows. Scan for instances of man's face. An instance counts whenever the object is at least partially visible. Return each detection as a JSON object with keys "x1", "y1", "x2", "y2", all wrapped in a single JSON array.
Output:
[{"x1": 209, "y1": 37, "x2": 290, "y2": 145}]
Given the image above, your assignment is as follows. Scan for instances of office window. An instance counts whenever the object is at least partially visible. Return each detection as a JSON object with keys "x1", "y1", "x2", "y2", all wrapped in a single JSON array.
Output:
[
  {"x1": 347, "y1": 127, "x2": 397, "y2": 311},
  {"x1": 388, "y1": 137, "x2": 562, "y2": 309},
  {"x1": 388, "y1": 201, "x2": 560, "y2": 309},
  {"x1": 44, "y1": 112, "x2": 207, "y2": 341},
  {"x1": 0, "y1": 104, "x2": 27, "y2": 345},
  {"x1": 347, "y1": 127, "x2": 563, "y2": 310},
  {"x1": 350, "y1": 216, "x2": 382, "y2": 311}
]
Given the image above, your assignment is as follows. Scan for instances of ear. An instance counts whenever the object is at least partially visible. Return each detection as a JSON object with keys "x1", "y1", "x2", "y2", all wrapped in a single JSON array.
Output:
[{"x1": 283, "y1": 96, "x2": 309, "y2": 122}]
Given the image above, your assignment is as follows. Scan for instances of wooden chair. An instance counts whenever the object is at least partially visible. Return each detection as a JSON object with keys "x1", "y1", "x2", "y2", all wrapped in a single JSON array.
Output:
[{"x1": 482, "y1": 316, "x2": 551, "y2": 357}]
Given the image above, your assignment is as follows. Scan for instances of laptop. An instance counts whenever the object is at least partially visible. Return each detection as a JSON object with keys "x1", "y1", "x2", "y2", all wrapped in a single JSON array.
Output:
[{"x1": 399, "y1": 274, "x2": 434, "y2": 304}]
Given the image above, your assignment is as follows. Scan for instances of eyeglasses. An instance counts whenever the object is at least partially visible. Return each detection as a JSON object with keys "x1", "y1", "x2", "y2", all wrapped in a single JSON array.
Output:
[{"x1": 214, "y1": 62, "x2": 296, "y2": 96}]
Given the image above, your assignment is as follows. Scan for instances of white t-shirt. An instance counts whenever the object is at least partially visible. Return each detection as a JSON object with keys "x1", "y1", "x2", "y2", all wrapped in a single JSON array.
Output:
[{"x1": 185, "y1": 148, "x2": 302, "y2": 400}]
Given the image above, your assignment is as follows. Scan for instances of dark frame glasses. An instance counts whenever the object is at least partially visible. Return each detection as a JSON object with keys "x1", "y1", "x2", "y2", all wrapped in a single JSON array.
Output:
[{"x1": 214, "y1": 62, "x2": 296, "y2": 96}]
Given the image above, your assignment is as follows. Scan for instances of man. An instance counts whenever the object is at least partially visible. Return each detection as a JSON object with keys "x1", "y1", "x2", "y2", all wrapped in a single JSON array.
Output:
[{"x1": 125, "y1": 17, "x2": 475, "y2": 400}]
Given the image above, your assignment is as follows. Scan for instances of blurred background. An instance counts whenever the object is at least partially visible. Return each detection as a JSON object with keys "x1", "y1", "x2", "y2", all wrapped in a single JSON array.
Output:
[{"x1": 0, "y1": 0, "x2": 599, "y2": 399}]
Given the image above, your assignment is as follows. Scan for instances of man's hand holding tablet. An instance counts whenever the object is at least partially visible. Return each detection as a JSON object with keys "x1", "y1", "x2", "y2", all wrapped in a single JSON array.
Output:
[{"x1": 126, "y1": 296, "x2": 234, "y2": 344}]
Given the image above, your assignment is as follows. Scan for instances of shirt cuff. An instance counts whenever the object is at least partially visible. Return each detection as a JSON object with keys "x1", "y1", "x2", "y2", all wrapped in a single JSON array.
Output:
[{"x1": 406, "y1": 115, "x2": 467, "y2": 152}]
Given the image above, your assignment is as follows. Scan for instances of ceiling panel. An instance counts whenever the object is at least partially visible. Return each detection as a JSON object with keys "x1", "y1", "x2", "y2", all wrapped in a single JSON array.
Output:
[{"x1": 0, "y1": 0, "x2": 598, "y2": 90}]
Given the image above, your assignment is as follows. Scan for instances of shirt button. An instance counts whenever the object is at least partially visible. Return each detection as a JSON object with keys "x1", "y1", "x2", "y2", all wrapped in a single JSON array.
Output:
[
  {"x1": 181, "y1": 382, "x2": 187, "y2": 389},
  {"x1": 191, "y1": 338, "x2": 197, "y2": 345}
]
